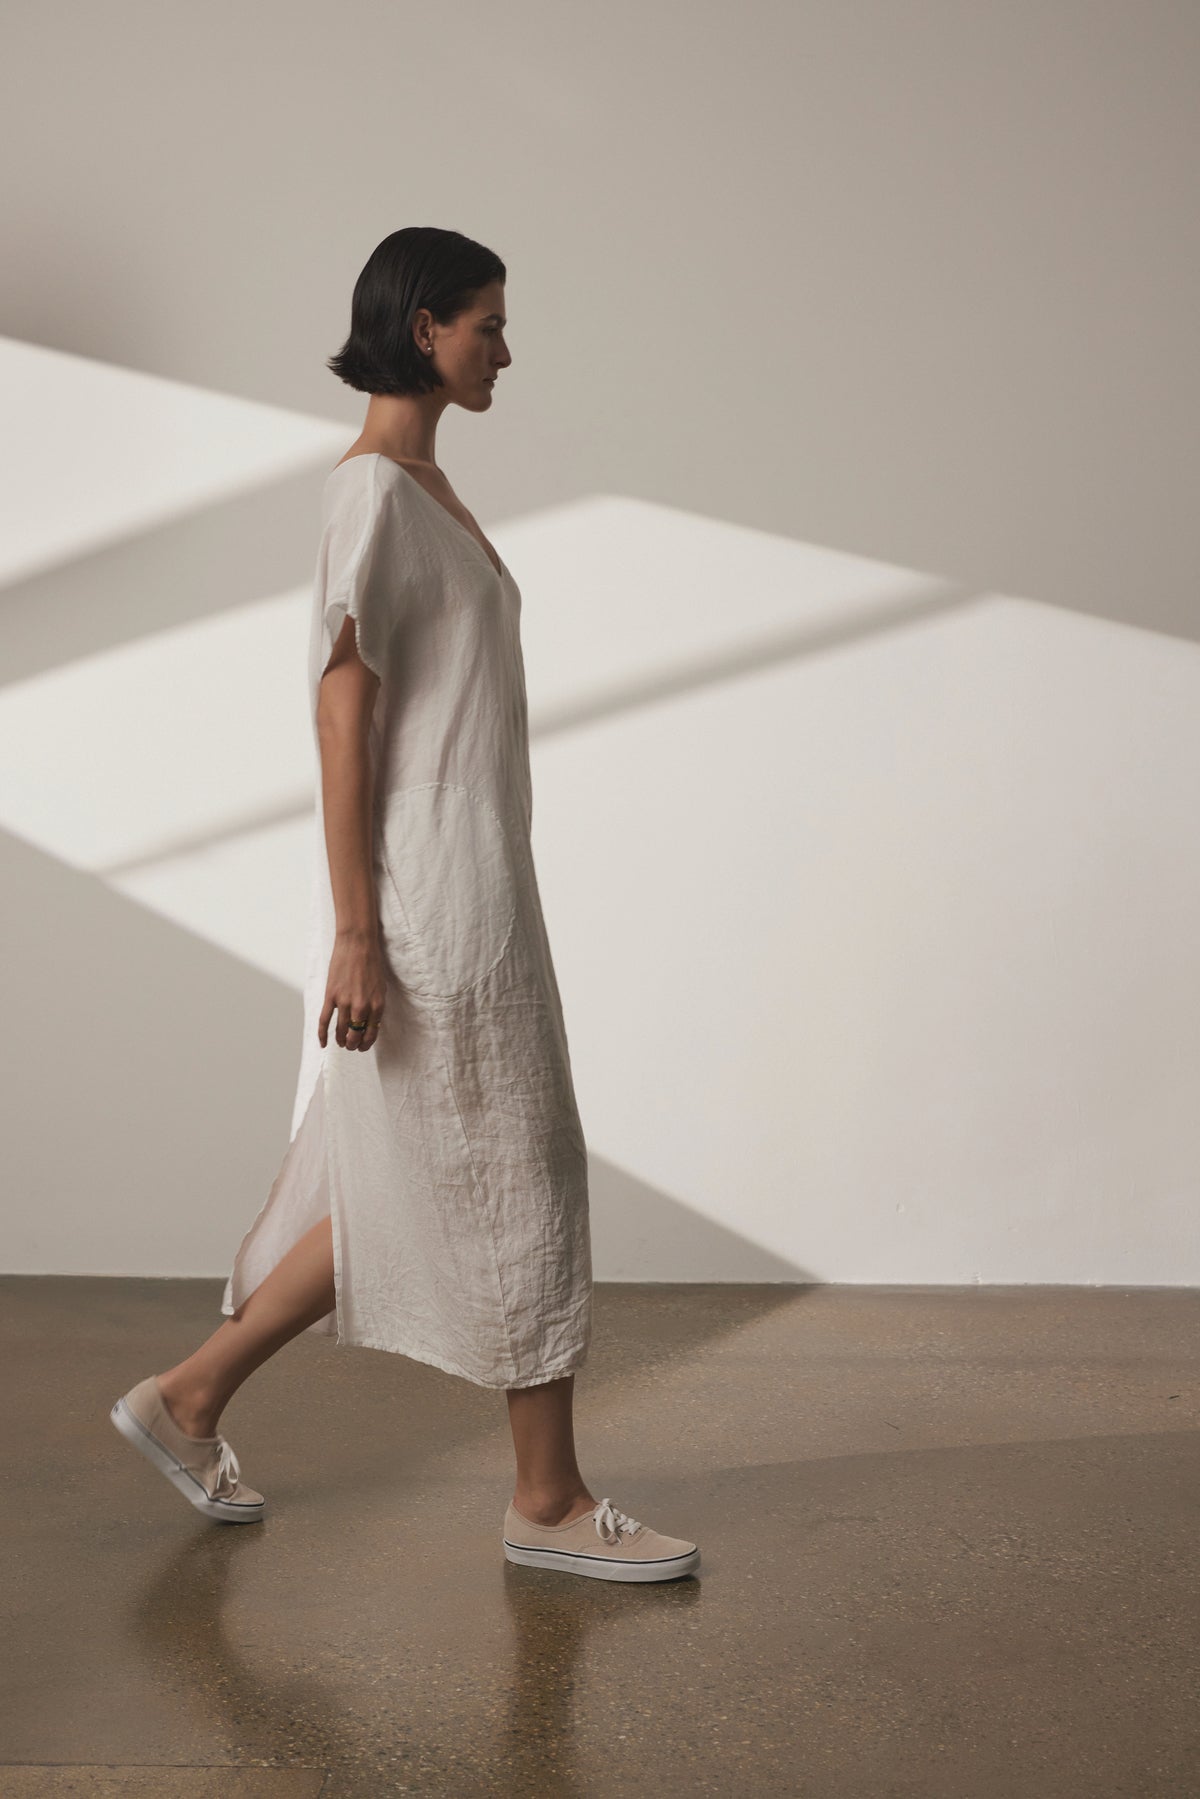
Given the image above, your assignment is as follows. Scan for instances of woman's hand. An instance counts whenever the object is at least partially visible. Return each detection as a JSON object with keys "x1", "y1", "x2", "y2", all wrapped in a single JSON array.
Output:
[{"x1": 319, "y1": 925, "x2": 388, "y2": 1052}]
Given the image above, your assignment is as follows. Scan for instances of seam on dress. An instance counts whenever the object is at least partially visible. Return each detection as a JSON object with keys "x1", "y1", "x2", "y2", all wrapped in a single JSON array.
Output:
[
  {"x1": 378, "y1": 781, "x2": 517, "y2": 1002},
  {"x1": 374, "y1": 830, "x2": 437, "y2": 996},
  {"x1": 318, "y1": 1052, "x2": 349, "y2": 1347},
  {"x1": 422, "y1": 1003, "x2": 521, "y2": 1385}
]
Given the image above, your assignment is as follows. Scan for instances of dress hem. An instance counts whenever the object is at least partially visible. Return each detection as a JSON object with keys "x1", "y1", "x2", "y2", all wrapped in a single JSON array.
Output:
[
  {"x1": 325, "y1": 1331, "x2": 591, "y2": 1389},
  {"x1": 217, "y1": 1293, "x2": 590, "y2": 1389}
]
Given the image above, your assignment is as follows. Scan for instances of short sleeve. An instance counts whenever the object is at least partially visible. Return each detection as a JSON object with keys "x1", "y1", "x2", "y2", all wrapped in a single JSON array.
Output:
[{"x1": 314, "y1": 456, "x2": 397, "y2": 686}]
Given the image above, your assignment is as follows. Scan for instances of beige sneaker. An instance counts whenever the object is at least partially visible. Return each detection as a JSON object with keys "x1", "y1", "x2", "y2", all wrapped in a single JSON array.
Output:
[
  {"x1": 110, "y1": 1375, "x2": 265, "y2": 1523},
  {"x1": 503, "y1": 1495, "x2": 699, "y2": 1581}
]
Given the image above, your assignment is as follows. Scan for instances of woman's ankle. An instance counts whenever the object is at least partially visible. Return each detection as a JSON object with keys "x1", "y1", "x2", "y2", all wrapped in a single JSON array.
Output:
[
  {"x1": 512, "y1": 1484, "x2": 596, "y2": 1526},
  {"x1": 155, "y1": 1370, "x2": 225, "y2": 1439}
]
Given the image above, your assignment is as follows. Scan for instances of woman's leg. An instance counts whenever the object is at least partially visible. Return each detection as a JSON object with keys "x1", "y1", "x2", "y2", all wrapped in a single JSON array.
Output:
[
  {"x1": 506, "y1": 1373, "x2": 597, "y2": 1526},
  {"x1": 155, "y1": 1215, "x2": 336, "y2": 1438}
]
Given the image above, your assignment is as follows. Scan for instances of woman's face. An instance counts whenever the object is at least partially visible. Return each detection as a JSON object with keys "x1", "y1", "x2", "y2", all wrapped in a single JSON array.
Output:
[{"x1": 420, "y1": 282, "x2": 512, "y2": 411}]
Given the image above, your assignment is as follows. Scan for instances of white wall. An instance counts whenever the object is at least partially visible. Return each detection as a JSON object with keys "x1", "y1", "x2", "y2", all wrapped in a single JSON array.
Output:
[{"x1": 2, "y1": 2, "x2": 1197, "y2": 1286}]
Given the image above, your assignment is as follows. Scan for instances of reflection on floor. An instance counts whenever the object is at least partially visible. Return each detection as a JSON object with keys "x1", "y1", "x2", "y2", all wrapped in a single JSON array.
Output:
[{"x1": 4, "y1": 1278, "x2": 1198, "y2": 1797}]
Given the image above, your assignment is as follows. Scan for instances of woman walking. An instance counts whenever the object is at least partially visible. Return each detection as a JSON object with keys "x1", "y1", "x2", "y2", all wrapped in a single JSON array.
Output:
[{"x1": 110, "y1": 226, "x2": 699, "y2": 1583}]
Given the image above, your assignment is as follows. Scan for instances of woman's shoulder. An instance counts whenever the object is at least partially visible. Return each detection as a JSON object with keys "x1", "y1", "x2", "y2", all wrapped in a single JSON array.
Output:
[
  {"x1": 327, "y1": 449, "x2": 424, "y2": 486},
  {"x1": 321, "y1": 452, "x2": 409, "y2": 529},
  {"x1": 325, "y1": 450, "x2": 388, "y2": 496},
  {"x1": 317, "y1": 453, "x2": 436, "y2": 609}
]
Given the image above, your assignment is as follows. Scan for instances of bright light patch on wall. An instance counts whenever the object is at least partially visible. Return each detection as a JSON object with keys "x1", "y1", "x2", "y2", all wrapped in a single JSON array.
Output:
[
  {"x1": 0, "y1": 592, "x2": 314, "y2": 869},
  {"x1": 0, "y1": 590, "x2": 318, "y2": 981},
  {"x1": 0, "y1": 335, "x2": 349, "y2": 585},
  {"x1": 499, "y1": 494, "x2": 956, "y2": 732}
]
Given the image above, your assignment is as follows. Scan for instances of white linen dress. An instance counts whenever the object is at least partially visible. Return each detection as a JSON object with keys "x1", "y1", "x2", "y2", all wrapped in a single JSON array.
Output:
[{"x1": 219, "y1": 452, "x2": 593, "y2": 1388}]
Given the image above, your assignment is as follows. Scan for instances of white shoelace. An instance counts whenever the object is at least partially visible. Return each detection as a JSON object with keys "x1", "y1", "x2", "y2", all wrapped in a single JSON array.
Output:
[
  {"x1": 594, "y1": 1497, "x2": 642, "y2": 1543},
  {"x1": 210, "y1": 1438, "x2": 241, "y2": 1501}
]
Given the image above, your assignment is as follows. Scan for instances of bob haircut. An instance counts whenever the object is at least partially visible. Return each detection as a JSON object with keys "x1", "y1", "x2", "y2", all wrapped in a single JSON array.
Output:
[{"x1": 327, "y1": 226, "x2": 506, "y2": 397}]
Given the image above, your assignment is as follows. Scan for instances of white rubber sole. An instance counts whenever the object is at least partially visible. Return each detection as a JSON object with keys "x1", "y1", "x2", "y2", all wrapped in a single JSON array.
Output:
[
  {"x1": 109, "y1": 1396, "x2": 266, "y2": 1523},
  {"x1": 503, "y1": 1539, "x2": 699, "y2": 1581}
]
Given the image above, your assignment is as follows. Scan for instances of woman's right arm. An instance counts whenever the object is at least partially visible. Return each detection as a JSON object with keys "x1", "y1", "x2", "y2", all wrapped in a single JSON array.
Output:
[{"x1": 315, "y1": 614, "x2": 389, "y2": 1053}]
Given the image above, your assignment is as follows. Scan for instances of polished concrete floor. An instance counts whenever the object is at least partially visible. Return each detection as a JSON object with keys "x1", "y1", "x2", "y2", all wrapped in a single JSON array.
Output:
[{"x1": 4, "y1": 1278, "x2": 1198, "y2": 1797}]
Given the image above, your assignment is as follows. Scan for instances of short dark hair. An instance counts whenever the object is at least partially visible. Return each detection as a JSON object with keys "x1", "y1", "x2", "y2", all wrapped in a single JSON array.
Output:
[{"x1": 326, "y1": 226, "x2": 506, "y2": 397}]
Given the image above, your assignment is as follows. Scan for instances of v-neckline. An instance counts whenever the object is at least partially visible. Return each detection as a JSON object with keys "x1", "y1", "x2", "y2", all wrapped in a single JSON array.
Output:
[{"x1": 330, "y1": 452, "x2": 508, "y2": 584}]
